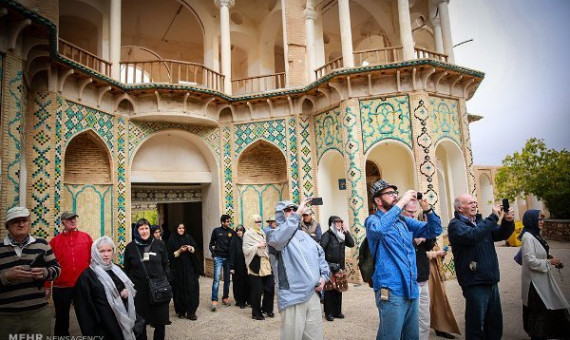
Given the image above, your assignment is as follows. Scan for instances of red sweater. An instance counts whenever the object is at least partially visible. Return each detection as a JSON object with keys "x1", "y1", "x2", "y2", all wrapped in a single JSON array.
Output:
[{"x1": 49, "y1": 229, "x2": 93, "y2": 288}]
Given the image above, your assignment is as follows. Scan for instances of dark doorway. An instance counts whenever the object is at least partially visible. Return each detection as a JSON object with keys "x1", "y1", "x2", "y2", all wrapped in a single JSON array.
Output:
[{"x1": 162, "y1": 202, "x2": 204, "y2": 275}]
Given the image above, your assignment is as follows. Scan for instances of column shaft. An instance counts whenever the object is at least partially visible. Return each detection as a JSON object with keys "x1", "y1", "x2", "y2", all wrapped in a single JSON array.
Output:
[
  {"x1": 219, "y1": 3, "x2": 232, "y2": 94},
  {"x1": 438, "y1": 1, "x2": 455, "y2": 63},
  {"x1": 110, "y1": 0, "x2": 121, "y2": 80},
  {"x1": 397, "y1": 0, "x2": 415, "y2": 60},
  {"x1": 337, "y1": 0, "x2": 354, "y2": 67}
]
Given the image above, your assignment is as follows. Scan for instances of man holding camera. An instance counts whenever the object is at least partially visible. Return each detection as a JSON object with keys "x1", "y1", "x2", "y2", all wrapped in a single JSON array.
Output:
[
  {"x1": 448, "y1": 194, "x2": 514, "y2": 340},
  {"x1": 365, "y1": 180, "x2": 442, "y2": 340}
]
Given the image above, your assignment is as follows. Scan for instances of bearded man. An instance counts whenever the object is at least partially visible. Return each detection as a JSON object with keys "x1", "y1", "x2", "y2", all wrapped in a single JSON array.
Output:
[{"x1": 365, "y1": 180, "x2": 442, "y2": 340}]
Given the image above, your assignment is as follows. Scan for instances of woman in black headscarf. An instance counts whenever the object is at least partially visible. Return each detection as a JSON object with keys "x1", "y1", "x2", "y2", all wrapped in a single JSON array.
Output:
[
  {"x1": 229, "y1": 224, "x2": 249, "y2": 309},
  {"x1": 320, "y1": 215, "x2": 354, "y2": 321},
  {"x1": 124, "y1": 219, "x2": 170, "y2": 340},
  {"x1": 166, "y1": 223, "x2": 200, "y2": 320},
  {"x1": 74, "y1": 236, "x2": 137, "y2": 339},
  {"x1": 519, "y1": 209, "x2": 570, "y2": 340}
]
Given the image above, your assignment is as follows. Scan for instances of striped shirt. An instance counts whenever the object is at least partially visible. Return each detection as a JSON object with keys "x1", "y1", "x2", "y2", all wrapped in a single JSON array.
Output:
[{"x1": 0, "y1": 235, "x2": 61, "y2": 312}]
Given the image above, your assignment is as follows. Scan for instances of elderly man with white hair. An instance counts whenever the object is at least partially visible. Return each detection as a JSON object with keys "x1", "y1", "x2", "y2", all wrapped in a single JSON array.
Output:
[{"x1": 0, "y1": 206, "x2": 61, "y2": 338}]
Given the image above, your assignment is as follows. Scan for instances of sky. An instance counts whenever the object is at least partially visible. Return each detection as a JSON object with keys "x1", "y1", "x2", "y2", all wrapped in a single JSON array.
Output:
[{"x1": 448, "y1": 0, "x2": 570, "y2": 165}]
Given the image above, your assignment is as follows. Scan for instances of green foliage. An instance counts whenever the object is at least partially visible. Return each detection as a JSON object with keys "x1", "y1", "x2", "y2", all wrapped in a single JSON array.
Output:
[
  {"x1": 132, "y1": 210, "x2": 158, "y2": 225},
  {"x1": 495, "y1": 138, "x2": 570, "y2": 219}
]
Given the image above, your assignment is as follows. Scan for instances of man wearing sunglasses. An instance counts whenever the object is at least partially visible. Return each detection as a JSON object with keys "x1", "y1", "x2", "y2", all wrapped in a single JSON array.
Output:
[
  {"x1": 365, "y1": 180, "x2": 443, "y2": 340},
  {"x1": 267, "y1": 199, "x2": 331, "y2": 340}
]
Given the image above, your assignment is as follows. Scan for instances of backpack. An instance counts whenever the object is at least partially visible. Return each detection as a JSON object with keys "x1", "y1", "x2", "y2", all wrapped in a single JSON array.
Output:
[{"x1": 358, "y1": 236, "x2": 377, "y2": 288}]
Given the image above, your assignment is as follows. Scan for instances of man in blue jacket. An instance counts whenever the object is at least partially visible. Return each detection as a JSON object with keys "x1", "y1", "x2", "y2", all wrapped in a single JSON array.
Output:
[
  {"x1": 267, "y1": 198, "x2": 330, "y2": 340},
  {"x1": 448, "y1": 194, "x2": 514, "y2": 340},
  {"x1": 365, "y1": 180, "x2": 443, "y2": 340}
]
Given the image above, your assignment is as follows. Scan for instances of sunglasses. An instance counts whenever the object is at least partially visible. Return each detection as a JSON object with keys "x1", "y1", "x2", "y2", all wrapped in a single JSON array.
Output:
[
  {"x1": 333, "y1": 219, "x2": 343, "y2": 223},
  {"x1": 284, "y1": 207, "x2": 297, "y2": 212},
  {"x1": 381, "y1": 190, "x2": 399, "y2": 196}
]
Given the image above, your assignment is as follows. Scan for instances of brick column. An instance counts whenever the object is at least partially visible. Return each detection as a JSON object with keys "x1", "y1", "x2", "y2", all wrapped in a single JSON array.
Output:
[
  {"x1": 339, "y1": 98, "x2": 367, "y2": 283},
  {"x1": 282, "y1": 0, "x2": 308, "y2": 87},
  {"x1": 458, "y1": 99, "x2": 477, "y2": 198}
]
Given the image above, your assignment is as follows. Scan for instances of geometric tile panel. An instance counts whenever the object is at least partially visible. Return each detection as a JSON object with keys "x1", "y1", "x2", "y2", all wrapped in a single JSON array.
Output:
[
  {"x1": 128, "y1": 121, "x2": 220, "y2": 164},
  {"x1": 5, "y1": 69, "x2": 25, "y2": 208},
  {"x1": 234, "y1": 119, "x2": 287, "y2": 156},
  {"x1": 298, "y1": 116, "x2": 314, "y2": 199},
  {"x1": 115, "y1": 117, "x2": 128, "y2": 263},
  {"x1": 429, "y1": 96, "x2": 461, "y2": 147},
  {"x1": 360, "y1": 96, "x2": 412, "y2": 153},
  {"x1": 223, "y1": 125, "x2": 234, "y2": 216},
  {"x1": 314, "y1": 108, "x2": 344, "y2": 162},
  {"x1": 288, "y1": 117, "x2": 299, "y2": 202},
  {"x1": 54, "y1": 97, "x2": 64, "y2": 234},
  {"x1": 62, "y1": 99, "x2": 115, "y2": 151}
]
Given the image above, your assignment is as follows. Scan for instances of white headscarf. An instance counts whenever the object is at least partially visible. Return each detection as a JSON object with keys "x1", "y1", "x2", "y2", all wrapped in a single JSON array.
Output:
[{"x1": 90, "y1": 236, "x2": 137, "y2": 340}]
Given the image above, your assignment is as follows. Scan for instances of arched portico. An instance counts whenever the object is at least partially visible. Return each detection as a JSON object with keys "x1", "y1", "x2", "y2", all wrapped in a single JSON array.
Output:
[
  {"x1": 317, "y1": 150, "x2": 349, "y2": 231},
  {"x1": 435, "y1": 139, "x2": 468, "y2": 225}
]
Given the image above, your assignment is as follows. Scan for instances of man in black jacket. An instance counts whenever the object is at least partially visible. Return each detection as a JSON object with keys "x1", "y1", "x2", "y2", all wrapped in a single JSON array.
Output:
[
  {"x1": 209, "y1": 214, "x2": 235, "y2": 311},
  {"x1": 448, "y1": 194, "x2": 514, "y2": 340}
]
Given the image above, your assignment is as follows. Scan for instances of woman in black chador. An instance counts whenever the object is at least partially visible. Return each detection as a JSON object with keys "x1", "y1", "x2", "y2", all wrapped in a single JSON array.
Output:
[
  {"x1": 229, "y1": 224, "x2": 249, "y2": 309},
  {"x1": 167, "y1": 223, "x2": 201, "y2": 320}
]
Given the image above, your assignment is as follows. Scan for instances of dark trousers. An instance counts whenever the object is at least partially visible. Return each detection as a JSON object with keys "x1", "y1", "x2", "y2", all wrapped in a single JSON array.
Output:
[
  {"x1": 249, "y1": 274, "x2": 274, "y2": 317},
  {"x1": 232, "y1": 270, "x2": 249, "y2": 306},
  {"x1": 137, "y1": 324, "x2": 165, "y2": 340},
  {"x1": 53, "y1": 287, "x2": 74, "y2": 336},
  {"x1": 463, "y1": 284, "x2": 502, "y2": 340},
  {"x1": 324, "y1": 290, "x2": 343, "y2": 317}
]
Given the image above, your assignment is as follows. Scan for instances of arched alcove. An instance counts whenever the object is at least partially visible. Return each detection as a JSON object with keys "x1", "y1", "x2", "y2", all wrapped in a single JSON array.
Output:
[
  {"x1": 435, "y1": 139, "x2": 468, "y2": 225},
  {"x1": 479, "y1": 173, "x2": 494, "y2": 216},
  {"x1": 365, "y1": 160, "x2": 382, "y2": 215},
  {"x1": 64, "y1": 131, "x2": 112, "y2": 184},
  {"x1": 302, "y1": 98, "x2": 314, "y2": 115},
  {"x1": 366, "y1": 141, "x2": 415, "y2": 194},
  {"x1": 317, "y1": 150, "x2": 349, "y2": 231},
  {"x1": 237, "y1": 140, "x2": 288, "y2": 227},
  {"x1": 218, "y1": 107, "x2": 234, "y2": 123}
]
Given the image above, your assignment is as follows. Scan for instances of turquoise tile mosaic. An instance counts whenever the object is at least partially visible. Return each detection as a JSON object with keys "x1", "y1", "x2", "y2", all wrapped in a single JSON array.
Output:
[
  {"x1": 314, "y1": 108, "x2": 344, "y2": 162},
  {"x1": 429, "y1": 97, "x2": 461, "y2": 147},
  {"x1": 360, "y1": 96, "x2": 412, "y2": 153}
]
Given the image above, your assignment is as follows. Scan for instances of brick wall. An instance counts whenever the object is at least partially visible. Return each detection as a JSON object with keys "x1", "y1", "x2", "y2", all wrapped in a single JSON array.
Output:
[{"x1": 542, "y1": 220, "x2": 570, "y2": 242}]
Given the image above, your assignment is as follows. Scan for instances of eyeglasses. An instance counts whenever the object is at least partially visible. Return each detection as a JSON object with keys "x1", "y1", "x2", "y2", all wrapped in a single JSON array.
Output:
[
  {"x1": 255, "y1": 221, "x2": 262, "y2": 223},
  {"x1": 538, "y1": 218, "x2": 545, "y2": 221},
  {"x1": 405, "y1": 210, "x2": 417, "y2": 215},
  {"x1": 381, "y1": 190, "x2": 398, "y2": 196},
  {"x1": 284, "y1": 207, "x2": 297, "y2": 212}
]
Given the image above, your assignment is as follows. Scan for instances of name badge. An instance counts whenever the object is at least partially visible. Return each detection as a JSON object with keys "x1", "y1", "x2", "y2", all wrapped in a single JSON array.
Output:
[
  {"x1": 149, "y1": 252, "x2": 157, "y2": 256},
  {"x1": 143, "y1": 253, "x2": 150, "y2": 261}
]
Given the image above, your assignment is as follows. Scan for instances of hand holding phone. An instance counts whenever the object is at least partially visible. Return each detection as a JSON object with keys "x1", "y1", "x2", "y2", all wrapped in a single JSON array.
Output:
[
  {"x1": 502, "y1": 198, "x2": 509, "y2": 212},
  {"x1": 310, "y1": 197, "x2": 323, "y2": 206}
]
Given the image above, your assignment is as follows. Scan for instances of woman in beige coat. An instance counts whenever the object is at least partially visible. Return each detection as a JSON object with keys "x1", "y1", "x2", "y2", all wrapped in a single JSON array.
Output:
[
  {"x1": 520, "y1": 209, "x2": 570, "y2": 340},
  {"x1": 243, "y1": 214, "x2": 274, "y2": 320}
]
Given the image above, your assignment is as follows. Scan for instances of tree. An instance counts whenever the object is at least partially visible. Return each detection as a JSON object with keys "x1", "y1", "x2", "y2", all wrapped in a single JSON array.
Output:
[{"x1": 495, "y1": 138, "x2": 570, "y2": 219}]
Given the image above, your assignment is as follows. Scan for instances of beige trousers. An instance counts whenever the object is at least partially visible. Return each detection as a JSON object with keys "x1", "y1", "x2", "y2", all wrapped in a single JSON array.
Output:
[
  {"x1": 280, "y1": 292, "x2": 324, "y2": 340},
  {"x1": 0, "y1": 305, "x2": 53, "y2": 339}
]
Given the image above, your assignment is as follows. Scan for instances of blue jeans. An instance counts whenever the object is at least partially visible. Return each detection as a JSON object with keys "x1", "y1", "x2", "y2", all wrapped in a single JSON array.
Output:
[
  {"x1": 463, "y1": 284, "x2": 502, "y2": 340},
  {"x1": 211, "y1": 256, "x2": 231, "y2": 301},
  {"x1": 375, "y1": 289, "x2": 419, "y2": 340}
]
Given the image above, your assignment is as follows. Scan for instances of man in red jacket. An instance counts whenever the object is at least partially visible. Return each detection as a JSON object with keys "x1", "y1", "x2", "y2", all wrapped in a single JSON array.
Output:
[{"x1": 47, "y1": 211, "x2": 93, "y2": 336}]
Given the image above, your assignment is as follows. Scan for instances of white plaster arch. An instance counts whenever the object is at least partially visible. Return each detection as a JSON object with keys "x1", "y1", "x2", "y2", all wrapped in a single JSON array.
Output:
[
  {"x1": 365, "y1": 139, "x2": 417, "y2": 195},
  {"x1": 479, "y1": 173, "x2": 494, "y2": 216},
  {"x1": 113, "y1": 93, "x2": 138, "y2": 113},
  {"x1": 317, "y1": 149, "x2": 349, "y2": 232},
  {"x1": 435, "y1": 138, "x2": 469, "y2": 222}
]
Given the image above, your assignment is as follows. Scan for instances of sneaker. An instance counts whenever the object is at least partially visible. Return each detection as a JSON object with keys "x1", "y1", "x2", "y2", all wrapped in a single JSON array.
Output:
[
  {"x1": 211, "y1": 301, "x2": 218, "y2": 311},
  {"x1": 222, "y1": 298, "x2": 231, "y2": 306},
  {"x1": 435, "y1": 331, "x2": 455, "y2": 339}
]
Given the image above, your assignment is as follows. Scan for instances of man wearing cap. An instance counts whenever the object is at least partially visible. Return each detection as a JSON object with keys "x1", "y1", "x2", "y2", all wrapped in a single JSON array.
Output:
[
  {"x1": 48, "y1": 211, "x2": 93, "y2": 336},
  {"x1": 0, "y1": 207, "x2": 61, "y2": 338},
  {"x1": 365, "y1": 180, "x2": 442, "y2": 340},
  {"x1": 267, "y1": 199, "x2": 331, "y2": 340},
  {"x1": 263, "y1": 216, "x2": 277, "y2": 234},
  {"x1": 300, "y1": 208, "x2": 322, "y2": 242}
]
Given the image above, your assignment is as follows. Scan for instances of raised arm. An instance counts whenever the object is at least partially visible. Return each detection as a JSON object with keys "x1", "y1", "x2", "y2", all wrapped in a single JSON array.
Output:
[
  {"x1": 266, "y1": 214, "x2": 301, "y2": 251},
  {"x1": 448, "y1": 214, "x2": 499, "y2": 245}
]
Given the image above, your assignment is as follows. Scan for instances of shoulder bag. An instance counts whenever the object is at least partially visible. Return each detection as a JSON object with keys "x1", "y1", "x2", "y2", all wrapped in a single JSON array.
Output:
[{"x1": 135, "y1": 244, "x2": 173, "y2": 305}]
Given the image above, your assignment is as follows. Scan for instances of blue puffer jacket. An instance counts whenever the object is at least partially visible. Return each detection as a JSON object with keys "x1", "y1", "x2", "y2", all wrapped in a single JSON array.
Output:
[
  {"x1": 266, "y1": 201, "x2": 331, "y2": 311},
  {"x1": 448, "y1": 212, "x2": 514, "y2": 289},
  {"x1": 365, "y1": 206, "x2": 442, "y2": 299}
]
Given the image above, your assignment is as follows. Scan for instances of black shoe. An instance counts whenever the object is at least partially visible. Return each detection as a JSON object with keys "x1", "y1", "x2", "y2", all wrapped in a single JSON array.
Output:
[
  {"x1": 239, "y1": 304, "x2": 246, "y2": 309},
  {"x1": 177, "y1": 313, "x2": 185, "y2": 319},
  {"x1": 186, "y1": 314, "x2": 198, "y2": 321},
  {"x1": 325, "y1": 315, "x2": 334, "y2": 321},
  {"x1": 435, "y1": 331, "x2": 455, "y2": 339},
  {"x1": 252, "y1": 314, "x2": 265, "y2": 320},
  {"x1": 334, "y1": 313, "x2": 345, "y2": 319},
  {"x1": 264, "y1": 311, "x2": 275, "y2": 318}
]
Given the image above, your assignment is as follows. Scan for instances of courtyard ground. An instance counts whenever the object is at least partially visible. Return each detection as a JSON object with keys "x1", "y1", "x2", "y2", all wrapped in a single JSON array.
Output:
[{"x1": 66, "y1": 241, "x2": 570, "y2": 339}]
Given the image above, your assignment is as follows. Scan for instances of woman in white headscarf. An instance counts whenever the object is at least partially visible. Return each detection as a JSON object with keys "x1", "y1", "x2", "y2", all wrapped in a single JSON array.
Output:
[{"x1": 74, "y1": 236, "x2": 137, "y2": 339}]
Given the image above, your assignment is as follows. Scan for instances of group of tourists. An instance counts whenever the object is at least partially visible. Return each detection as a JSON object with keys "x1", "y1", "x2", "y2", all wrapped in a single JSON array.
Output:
[{"x1": 1, "y1": 177, "x2": 569, "y2": 339}]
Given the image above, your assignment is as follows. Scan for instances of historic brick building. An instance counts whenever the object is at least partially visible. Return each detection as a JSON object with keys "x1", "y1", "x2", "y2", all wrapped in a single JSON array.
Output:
[{"x1": 0, "y1": 0, "x2": 483, "y2": 280}]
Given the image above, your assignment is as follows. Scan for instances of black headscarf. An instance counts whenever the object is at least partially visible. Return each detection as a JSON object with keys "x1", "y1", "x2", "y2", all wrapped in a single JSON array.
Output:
[
  {"x1": 521, "y1": 209, "x2": 549, "y2": 256},
  {"x1": 133, "y1": 219, "x2": 153, "y2": 246}
]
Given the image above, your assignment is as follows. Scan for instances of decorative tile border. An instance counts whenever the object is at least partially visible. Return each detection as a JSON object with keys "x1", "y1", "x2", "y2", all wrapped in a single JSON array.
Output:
[
  {"x1": 5, "y1": 67, "x2": 24, "y2": 208},
  {"x1": 115, "y1": 116, "x2": 128, "y2": 262},
  {"x1": 62, "y1": 100, "x2": 114, "y2": 151},
  {"x1": 412, "y1": 97, "x2": 439, "y2": 207},
  {"x1": 238, "y1": 183, "x2": 287, "y2": 226},
  {"x1": 63, "y1": 184, "x2": 113, "y2": 237},
  {"x1": 360, "y1": 96, "x2": 412, "y2": 153},
  {"x1": 287, "y1": 118, "x2": 300, "y2": 202},
  {"x1": 429, "y1": 97, "x2": 461, "y2": 147},
  {"x1": 222, "y1": 125, "x2": 234, "y2": 216},
  {"x1": 234, "y1": 119, "x2": 287, "y2": 155},
  {"x1": 298, "y1": 116, "x2": 314, "y2": 199},
  {"x1": 314, "y1": 108, "x2": 343, "y2": 162}
]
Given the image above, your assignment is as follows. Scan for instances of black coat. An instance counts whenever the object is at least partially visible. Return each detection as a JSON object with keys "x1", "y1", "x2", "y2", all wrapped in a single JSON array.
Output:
[
  {"x1": 124, "y1": 239, "x2": 170, "y2": 325},
  {"x1": 414, "y1": 239, "x2": 436, "y2": 282},
  {"x1": 208, "y1": 226, "x2": 235, "y2": 258},
  {"x1": 320, "y1": 229, "x2": 355, "y2": 270},
  {"x1": 74, "y1": 267, "x2": 125, "y2": 339},
  {"x1": 166, "y1": 233, "x2": 200, "y2": 316}
]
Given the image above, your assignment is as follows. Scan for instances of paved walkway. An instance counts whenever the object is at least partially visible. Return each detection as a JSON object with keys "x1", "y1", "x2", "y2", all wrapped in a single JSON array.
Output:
[{"x1": 66, "y1": 241, "x2": 570, "y2": 339}]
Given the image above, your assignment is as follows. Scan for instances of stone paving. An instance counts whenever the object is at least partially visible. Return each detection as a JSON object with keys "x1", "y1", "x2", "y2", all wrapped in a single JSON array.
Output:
[{"x1": 66, "y1": 241, "x2": 570, "y2": 339}]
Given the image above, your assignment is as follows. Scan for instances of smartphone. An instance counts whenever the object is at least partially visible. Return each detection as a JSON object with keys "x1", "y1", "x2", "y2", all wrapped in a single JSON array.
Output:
[
  {"x1": 502, "y1": 198, "x2": 509, "y2": 212},
  {"x1": 311, "y1": 197, "x2": 323, "y2": 206},
  {"x1": 30, "y1": 253, "x2": 45, "y2": 267},
  {"x1": 416, "y1": 192, "x2": 423, "y2": 200}
]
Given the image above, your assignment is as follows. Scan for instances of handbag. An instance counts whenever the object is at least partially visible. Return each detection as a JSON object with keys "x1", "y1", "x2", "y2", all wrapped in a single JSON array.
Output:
[
  {"x1": 135, "y1": 244, "x2": 173, "y2": 305},
  {"x1": 324, "y1": 270, "x2": 349, "y2": 292},
  {"x1": 514, "y1": 249, "x2": 522, "y2": 266},
  {"x1": 329, "y1": 262, "x2": 341, "y2": 273}
]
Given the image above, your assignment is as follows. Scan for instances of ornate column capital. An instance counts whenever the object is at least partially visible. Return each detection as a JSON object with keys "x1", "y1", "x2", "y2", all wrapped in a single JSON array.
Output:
[
  {"x1": 304, "y1": 7, "x2": 318, "y2": 20},
  {"x1": 215, "y1": 0, "x2": 235, "y2": 8},
  {"x1": 431, "y1": 17, "x2": 441, "y2": 27}
]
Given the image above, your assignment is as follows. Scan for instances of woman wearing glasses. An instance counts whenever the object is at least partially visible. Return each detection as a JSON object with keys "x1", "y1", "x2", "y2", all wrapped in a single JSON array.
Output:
[
  {"x1": 520, "y1": 209, "x2": 570, "y2": 339},
  {"x1": 320, "y1": 216, "x2": 354, "y2": 321}
]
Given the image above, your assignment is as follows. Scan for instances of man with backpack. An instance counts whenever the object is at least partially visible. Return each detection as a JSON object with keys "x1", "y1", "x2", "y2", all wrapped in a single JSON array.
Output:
[
  {"x1": 266, "y1": 199, "x2": 330, "y2": 340},
  {"x1": 365, "y1": 180, "x2": 442, "y2": 340}
]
